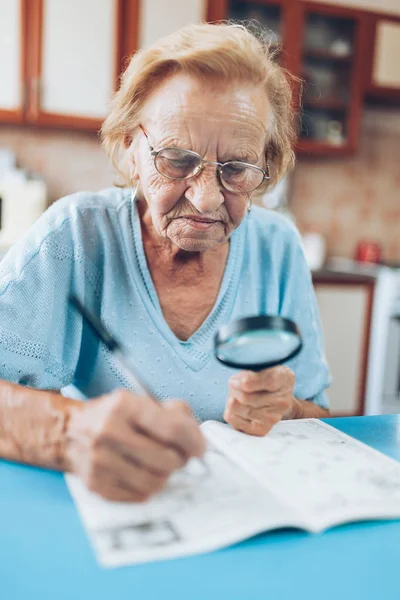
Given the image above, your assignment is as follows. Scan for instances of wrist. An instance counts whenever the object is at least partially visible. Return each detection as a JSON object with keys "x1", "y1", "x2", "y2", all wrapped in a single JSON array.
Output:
[
  {"x1": 59, "y1": 397, "x2": 85, "y2": 472},
  {"x1": 285, "y1": 396, "x2": 302, "y2": 420},
  {"x1": 284, "y1": 396, "x2": 330, "y2": 420}
]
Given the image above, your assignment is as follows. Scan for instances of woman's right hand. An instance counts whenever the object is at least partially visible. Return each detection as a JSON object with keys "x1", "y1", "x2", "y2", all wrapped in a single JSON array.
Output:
[{"x1": 64, "y1": 390, "x2": 205, "y2": 502}]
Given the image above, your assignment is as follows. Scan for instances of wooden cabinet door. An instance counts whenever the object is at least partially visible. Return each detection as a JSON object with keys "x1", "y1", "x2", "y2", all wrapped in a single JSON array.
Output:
[
  {"x1": 314, "y1": 282, "x2": 373, "y2": 416},
  {"x1": 294, "y1": 1, "x2": 370, "y2": 156},
  {"x1": 373, "y1": 20, "x2": 400, "y2": 89},
  {"x1": 365, "y1": 15, "x2": 400, "y2": 101},
  {"x1": 27, "y1": 0, "x2": 125, "y2": 130},
  {"x1": 0, "y1": 0, "x2": 27, "y2": 123}
]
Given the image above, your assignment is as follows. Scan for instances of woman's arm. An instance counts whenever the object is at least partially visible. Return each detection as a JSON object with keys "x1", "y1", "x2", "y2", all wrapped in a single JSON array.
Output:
[
  {"x1": 0, "y1": 379, "x2": 79, "y2": 470},
  {"x1": 0, "y1": 379, "x2": 205, "y2": 502}
]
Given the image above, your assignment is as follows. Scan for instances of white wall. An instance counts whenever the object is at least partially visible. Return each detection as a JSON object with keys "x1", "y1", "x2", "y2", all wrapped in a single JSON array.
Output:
[{"x1": 139, "y1": 0, "x2": 204, "y2": 48}]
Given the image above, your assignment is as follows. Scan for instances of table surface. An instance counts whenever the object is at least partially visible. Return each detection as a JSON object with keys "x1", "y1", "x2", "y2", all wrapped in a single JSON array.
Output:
[{"x1": 1, "y1": 414, "x2": 400, "y2": 600}]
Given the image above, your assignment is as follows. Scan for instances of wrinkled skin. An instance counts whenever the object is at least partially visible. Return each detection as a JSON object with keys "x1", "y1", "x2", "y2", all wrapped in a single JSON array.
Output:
[{"x1": 131, "y1": 72, "x2": 270, "y2": 254}]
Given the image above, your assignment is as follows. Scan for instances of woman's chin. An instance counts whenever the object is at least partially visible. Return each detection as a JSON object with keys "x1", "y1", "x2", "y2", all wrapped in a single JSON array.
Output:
[
  {"x1": 166, "y1": 223, "x2": 228, "y2": 252},
  {"x1": 168, "y1": 231, "x2": 225, "y2": 252}
]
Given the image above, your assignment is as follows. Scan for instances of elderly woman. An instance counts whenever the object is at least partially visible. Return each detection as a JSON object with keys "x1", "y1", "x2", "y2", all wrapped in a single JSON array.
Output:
[{"x1": 0, "y1": 23, "x2": 330, "y2": 502}]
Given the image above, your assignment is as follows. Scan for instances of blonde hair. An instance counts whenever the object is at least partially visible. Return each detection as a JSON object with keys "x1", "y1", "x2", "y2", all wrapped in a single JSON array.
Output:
[{"x1": 101, "y1": 22, "x2": 297, "y2": 189}]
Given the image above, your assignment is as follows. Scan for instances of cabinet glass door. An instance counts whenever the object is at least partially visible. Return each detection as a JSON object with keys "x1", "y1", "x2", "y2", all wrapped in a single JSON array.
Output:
[
  {"x1": 227, "y1": 1, "x2": 282, "y2": 46},
  {"x1": 300, "y1": 12, "x2": 356, "y2": 147}
]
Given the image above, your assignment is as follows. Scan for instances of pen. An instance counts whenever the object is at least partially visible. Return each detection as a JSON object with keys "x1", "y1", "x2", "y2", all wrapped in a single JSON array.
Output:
[
  {"x1": 69, "y1": 295, "x2": 209, "y2": 475},
  {"x1": 70, "y1": 295, "x2": 155, "y2": 399}
]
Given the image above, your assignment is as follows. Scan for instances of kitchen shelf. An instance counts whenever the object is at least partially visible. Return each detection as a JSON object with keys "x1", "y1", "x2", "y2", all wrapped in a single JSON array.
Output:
[
  {"x1": 303, "y1": 100, "x2": 348, "y2": 110},
  {"x1": 304, "y1": 49, "x2": 353, "y2": 63},
  {"x1": 296, "y1": 138, "x2": 353, "y2": 156}
]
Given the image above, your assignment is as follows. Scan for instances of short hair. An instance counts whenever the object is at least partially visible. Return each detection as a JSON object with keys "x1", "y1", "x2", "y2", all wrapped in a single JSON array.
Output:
[{"x1": 101, "y1": 22, "x2": 297, "y2": 190}]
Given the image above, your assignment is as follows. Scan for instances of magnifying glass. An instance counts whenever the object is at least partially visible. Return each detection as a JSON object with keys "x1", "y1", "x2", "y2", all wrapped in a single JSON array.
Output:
[{"x1": 214, "y1": 315, "x2": 302, "y2": 371}]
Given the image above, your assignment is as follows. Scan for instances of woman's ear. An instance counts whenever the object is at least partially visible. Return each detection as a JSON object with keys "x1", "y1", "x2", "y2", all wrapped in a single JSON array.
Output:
[
  {"x1": 130, "y1": 164, "x2": 139, "y2": 182},
  {"x1": 123, "y1": 134, "x2": 140, "y2": 183},
  {"x1": 123, "y1": 134, "x2": 132, "y2": 149}
]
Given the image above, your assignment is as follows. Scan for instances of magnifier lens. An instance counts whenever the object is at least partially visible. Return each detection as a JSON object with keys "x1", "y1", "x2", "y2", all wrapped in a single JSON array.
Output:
[
  {"x1": 217, "y1": 330, "x2": 300, "y2": 366},
  {"x1": 214, "y1": 316, "x2": 302, "y2": 370}
]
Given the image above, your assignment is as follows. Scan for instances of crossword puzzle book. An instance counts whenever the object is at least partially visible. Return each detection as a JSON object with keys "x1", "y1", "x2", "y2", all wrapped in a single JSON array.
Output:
[{"x1": 66, "y1": 418, "x2": 400, "y2": 568}]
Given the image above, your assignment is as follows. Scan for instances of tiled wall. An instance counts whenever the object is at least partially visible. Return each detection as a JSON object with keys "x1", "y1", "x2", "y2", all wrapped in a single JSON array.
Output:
[
  {"x1": 0, "y1": 126, "x2": 114, "y2": 202},
  {"x1": 290, "y1": 107, "x2": 400, "y2": 262},
  {"x1": 1, "y1": 104, "x2": 399, "y2": 262}
]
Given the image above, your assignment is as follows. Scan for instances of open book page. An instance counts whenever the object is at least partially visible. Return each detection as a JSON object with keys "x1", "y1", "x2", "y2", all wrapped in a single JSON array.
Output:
[
  {"x1": 203, "y1": 419, "x2": 400, "y2": 532},
  {"x1": 66, "y1": 436, "x2": 296, "y2": 568}
]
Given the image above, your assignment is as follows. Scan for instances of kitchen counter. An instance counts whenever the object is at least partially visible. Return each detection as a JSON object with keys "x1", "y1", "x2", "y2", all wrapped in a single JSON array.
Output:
[
  {"x1": 312, "y1": 269, "x2": 377, "y2": 284},
  {"x1": 312, "y1": 258, "x2": 386, "y2": 283}
]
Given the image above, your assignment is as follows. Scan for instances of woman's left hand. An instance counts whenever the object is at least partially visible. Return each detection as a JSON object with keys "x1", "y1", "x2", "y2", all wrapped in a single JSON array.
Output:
[{"x1": 224, "y1": 366, "x2": 296, "y2": 436}]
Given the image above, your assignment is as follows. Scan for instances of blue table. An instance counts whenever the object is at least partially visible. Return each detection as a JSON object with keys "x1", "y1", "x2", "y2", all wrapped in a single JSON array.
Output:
[{"x1": 1, "y1": 415, "x2": 400, "y2": 600}]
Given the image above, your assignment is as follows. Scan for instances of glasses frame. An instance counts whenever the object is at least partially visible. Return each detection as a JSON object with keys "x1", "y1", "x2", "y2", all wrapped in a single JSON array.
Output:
[{"x1": 139, "y1": 126, "x2": 271, "y2": 194}]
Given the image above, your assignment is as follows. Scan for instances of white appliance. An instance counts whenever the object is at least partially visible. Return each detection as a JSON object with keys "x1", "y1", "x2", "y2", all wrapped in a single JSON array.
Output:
[
  {"x1": 381, "y1": 278, "x2": 400, "y2": 412},
  {"x1": 327, "y1": 258, "x2": 400, "y2": 415},
  {"x1": 364, "y1": 267, "x2": 400, "y2": 415},
  {"x1": 383, "y1": 315, "x2": 400, "y2": 410}
]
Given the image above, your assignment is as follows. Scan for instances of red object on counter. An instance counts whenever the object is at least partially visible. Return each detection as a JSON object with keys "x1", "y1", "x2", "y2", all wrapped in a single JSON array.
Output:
[{"x1": 355, "y1": 240, "x2": 382, "y2": 264}]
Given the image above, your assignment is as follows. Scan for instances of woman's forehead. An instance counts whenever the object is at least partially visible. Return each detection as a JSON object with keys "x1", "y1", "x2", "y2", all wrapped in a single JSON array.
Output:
[{"x1": 140, "y1": 73, "x2": 270, "y2": 146}]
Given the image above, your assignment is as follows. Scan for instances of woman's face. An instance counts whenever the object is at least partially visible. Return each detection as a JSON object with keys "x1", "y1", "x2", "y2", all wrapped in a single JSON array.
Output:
[{"x1": 131, "y1": 72, "x2": 270, "y2": 253}]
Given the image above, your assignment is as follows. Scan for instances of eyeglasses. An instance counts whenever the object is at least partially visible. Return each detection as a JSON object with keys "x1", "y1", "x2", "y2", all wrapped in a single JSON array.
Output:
[{"x1": 139, "y1": 126, "x2": 270, "y2": 194}]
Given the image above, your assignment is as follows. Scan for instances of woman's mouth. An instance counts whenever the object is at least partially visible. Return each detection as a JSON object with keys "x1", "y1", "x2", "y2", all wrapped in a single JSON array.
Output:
[{"x1": 179, "y1": 216, "x2": 220, "y2": 230}]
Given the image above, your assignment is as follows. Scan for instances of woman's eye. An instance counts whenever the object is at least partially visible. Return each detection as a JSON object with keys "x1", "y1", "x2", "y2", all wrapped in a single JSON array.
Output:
[
  {"x1": 223, "y1": 164, "x2": 246, "y2": 178},
  {"x1": 170, "y1": 158, "x2": 193, "y2": 168},
  {"x1": 160, "y1": 150, "x2": 198, "y2": 170}
]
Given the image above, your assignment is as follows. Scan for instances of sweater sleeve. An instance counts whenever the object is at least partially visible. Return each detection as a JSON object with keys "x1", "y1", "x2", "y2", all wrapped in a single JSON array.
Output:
[
  {"x1": 0, "y1": 202, "x2": 86, "y2": 390},
  {"x1": 278, "y1": 226, "x2": 331, "y2": 409}
]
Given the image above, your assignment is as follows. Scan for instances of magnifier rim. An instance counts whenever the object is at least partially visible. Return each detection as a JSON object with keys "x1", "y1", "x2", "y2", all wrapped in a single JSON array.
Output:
[{"x1": 214, "y1": 315, "x2": 302, "y2": 371}]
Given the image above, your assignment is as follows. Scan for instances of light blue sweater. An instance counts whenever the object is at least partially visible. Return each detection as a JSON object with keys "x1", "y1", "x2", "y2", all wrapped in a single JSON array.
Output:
[{"x1": 0, "y1": 187, "x2": 330, "y2": 420}]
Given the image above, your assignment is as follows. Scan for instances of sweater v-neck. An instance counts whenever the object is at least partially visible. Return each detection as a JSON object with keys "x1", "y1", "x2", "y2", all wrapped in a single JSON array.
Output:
[{"x1": 127, "y1": 193, "x2": 246, "y2": 372}]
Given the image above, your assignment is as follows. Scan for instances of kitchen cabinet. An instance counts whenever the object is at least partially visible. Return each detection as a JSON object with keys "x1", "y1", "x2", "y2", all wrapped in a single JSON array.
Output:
[
  {"x1": 0, "y1": 0, "x2": 205, "y2": 131},
  {"x1": 0, "y1": 0, "x2": 26, "y2": 123},
  {"x1": 206, "y1": 0, "x2": 368, "y2": 156},
  {"x1": 0, "y1": 0, "x2": 139, "y2": 131},
  {"x1": 364, "y1": 13, "x2": 400, "y2": 102},
  {"x1": 26, "y1": 0, "x2": 135, "y2": 130},
  {"x1": 313, "y1": 275, "x2": 374, "y2": 416},
  {"x1": 295, "y1": 2, "x2": 368, "y2": 155},
  {"x1": 28, "y1": 0, "x2": 119, "y2": 128}
]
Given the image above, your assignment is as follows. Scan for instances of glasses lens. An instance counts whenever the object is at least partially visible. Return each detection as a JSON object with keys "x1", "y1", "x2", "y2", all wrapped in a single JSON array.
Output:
[
  {"x1": 155, "y1": 148, "x2": 201, "y2": 180},
  {"x1": 220, "y1": 162, "x2": 264, "y2": 193}
]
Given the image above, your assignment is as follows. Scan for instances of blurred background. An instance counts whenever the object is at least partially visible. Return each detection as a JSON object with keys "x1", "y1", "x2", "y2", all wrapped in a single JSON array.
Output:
[{"x1": 0, "y1": 0, "x2": 399, "y2": 418}]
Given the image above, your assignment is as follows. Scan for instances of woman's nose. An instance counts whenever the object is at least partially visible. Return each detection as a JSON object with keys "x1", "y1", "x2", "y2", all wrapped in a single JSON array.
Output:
[{"x1": 184, "y1": 169, "x2": 224, "y2": 213}]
